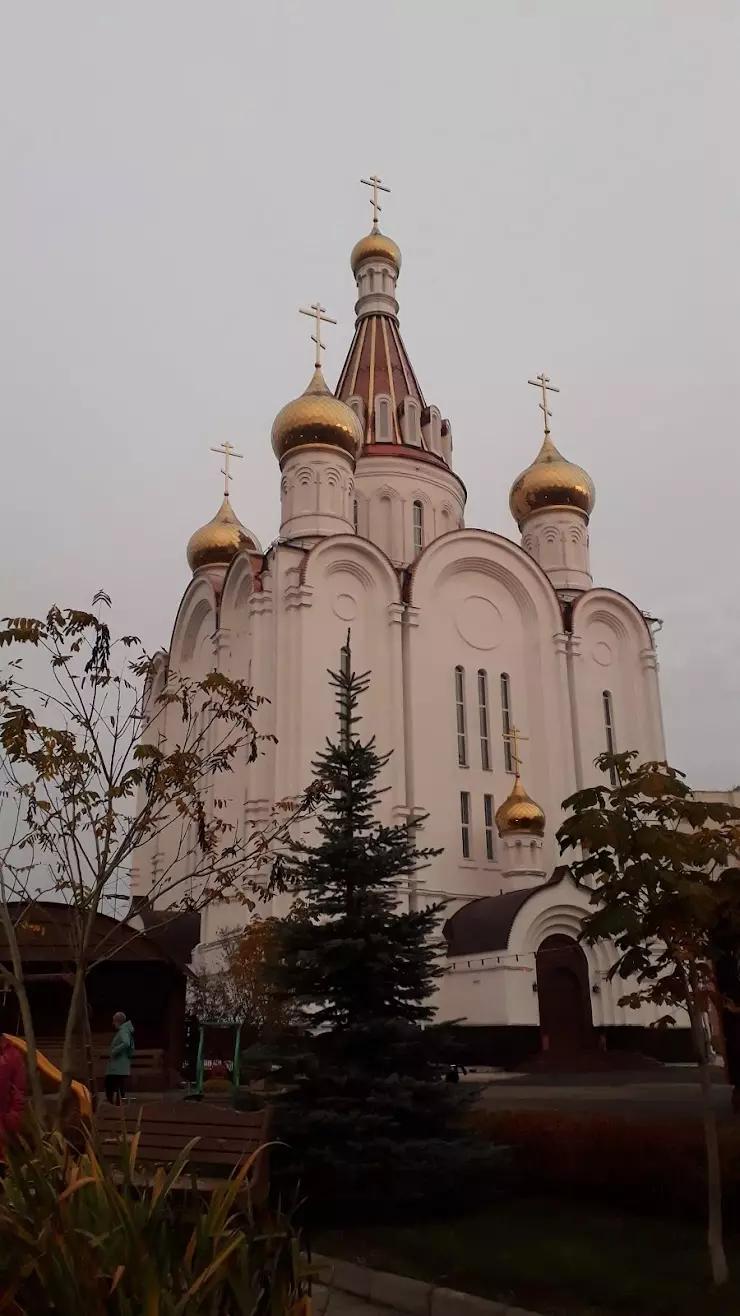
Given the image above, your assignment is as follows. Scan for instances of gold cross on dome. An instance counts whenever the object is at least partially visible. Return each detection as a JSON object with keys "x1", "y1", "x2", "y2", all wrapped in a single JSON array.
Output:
[
  {"x1": 299, "y1": 302, "x2": 337, "y2": 369},
  {"x1": 210, "y1": 441, "x2": 243, "y2": 498},
  {"x1": 503, "y1": 725, "x2": 528, "y2": 775},
  {"x1": 528, "y1": 372, "x2": 560, "y2": 438},
  {"x1": 361, "y1": 174, "x2": 390, "y2": 227}
]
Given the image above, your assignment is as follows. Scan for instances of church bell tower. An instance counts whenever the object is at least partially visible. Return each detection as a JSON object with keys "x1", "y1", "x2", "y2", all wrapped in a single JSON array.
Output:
[{"x1": 334, "y1": 175, "x2": 466, "y2": 566}]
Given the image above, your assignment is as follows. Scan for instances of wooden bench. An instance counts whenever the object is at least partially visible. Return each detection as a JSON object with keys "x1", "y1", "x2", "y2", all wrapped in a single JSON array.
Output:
[
  {"x1": 36, "y1": 1040, "x2": 171, "y2": 1092},
  {"x1": 94, "y1": 1100, "x2": 272, "y2": 1199},
  {"x1": 92, "y1": 1047, "x2": 170, "y2": 1092}
]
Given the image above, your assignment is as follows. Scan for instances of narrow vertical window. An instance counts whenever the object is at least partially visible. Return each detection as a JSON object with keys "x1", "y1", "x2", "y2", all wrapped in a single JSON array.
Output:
[
  {"x1": 339, "y1": 641, "x2": 351, "y2": 749},
  {"x1": 455, "y1": 666, "x2": 468, "y2": 766},
  {"x1": 353, "y1": 499, "x2": 359, "y2": 532},
  {"x1": 484, "y1": 794, "x2": 495, "y2": 861},
  {"x1": 478, "y1": 670, "x2": 491, "y2": 770},
  {"x1": 501, "y1": 673, "x2": 514, "y2": 772},
  {"x1": 412, "y1": 500, "x2": 424, "y2": 556},
  {"x1": 375, "y1": 396, "x2": 391, "y2": 441},
  {"x1": 460, "y1": 791, "x2": 471, "y2": 859},
  {"x1": 603, "y1": 690, "x2": 617, "y2": 786}
]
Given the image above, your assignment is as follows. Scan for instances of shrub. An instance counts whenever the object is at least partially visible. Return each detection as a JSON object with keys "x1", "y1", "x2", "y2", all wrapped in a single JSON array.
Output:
[
  {"x1": 472, "y1": 1109, "x2": 740, "y2": 1221},
  {"x1": 0, "y1": 1125, "x2": 309, "y2": 1314}
]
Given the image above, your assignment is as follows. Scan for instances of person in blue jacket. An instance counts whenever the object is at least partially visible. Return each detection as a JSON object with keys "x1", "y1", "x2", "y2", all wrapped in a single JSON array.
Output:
[{"x1": 105, "y1": 1012, "x2": 134, "y2": 1104}]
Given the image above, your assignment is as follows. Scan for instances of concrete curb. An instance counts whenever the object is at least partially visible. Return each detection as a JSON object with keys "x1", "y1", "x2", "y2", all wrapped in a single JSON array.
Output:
[{"x1": 312, "y1": 1253, "x2": 544, "y2": 1316}]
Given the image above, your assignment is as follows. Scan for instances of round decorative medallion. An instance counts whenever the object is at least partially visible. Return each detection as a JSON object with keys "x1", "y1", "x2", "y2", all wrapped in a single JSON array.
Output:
[
  {"x1": 333, "y1": 592, "x2": 357, "y2": 622},
  {"x1": 454, "y1": 596, "x2": 501, "y2": 651},
  {"x1": 592, "y1": 640, "x2": 613, "y2": 667}
]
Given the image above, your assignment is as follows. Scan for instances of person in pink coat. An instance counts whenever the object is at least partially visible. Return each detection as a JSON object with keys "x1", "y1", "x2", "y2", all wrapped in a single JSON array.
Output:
[{"x1": 0, "y1": 1034, "x2": 26, "y2": 1166}]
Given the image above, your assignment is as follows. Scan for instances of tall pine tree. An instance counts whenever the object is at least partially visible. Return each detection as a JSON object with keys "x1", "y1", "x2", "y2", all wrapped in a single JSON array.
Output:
[{"x1": 267, "y1": 641, "x2": 493, "y2": 1218}]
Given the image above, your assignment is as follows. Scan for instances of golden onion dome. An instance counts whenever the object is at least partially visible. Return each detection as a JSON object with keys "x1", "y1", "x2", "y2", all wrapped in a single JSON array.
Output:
[
  {"x1": 494, "y1": 774, "x2": 546, "y2": 838},
  {"x1": 350, "y1": 226, "x2": 402, "y2": 277},
  {"x1": 186, "y1": 497, "x2": 260, "y2": 573},
  {"x1": 509, "y1": 435, "x2": 595, "y2": 528},
  {"x1": 271, "y1": 366, "x2": 363, "y2": 465}
]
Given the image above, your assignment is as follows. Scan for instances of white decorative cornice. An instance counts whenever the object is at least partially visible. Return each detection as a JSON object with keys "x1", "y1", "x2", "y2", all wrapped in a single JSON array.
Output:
[
  {"x1": 445, "y1": 956, "x2": 531, "y2": 974},
  {"x1": 639, "y1": 646, "x2": 658, "y2": 673},
  {"x1": 285, "y1": 584, "x2": 314, "y2": 611},
  {"x1": 249, "y1": 593, "x2": 274, "y2": 617},
  {"x1": 214, "y1": 628, "x2": 231, "y2": 659},
  {"x1": 243, "y1": 798, "x2": 274, "y2": 823}
]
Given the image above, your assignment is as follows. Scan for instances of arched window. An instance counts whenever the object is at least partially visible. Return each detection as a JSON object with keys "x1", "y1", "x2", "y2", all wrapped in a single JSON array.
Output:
[
  {"x1": 460, "y1": 791, "x2": 471, "y2": 859},
  {"x1": 374, "y1": 493, "x2": 393, "y2": 558},
  {"x1": 400, "y1": 398, "x2": 421, "y2": 446},
  {"x1": 500, "y1": 673, "x2": 514, "y2": 772},
  {"x1": 339, "y1": 640, "x2": 352, "y2": 749},
  {"x1": 353, "y1": 499, "x2": 359, "y2": 532},
  {"x1": 602, "y1": 691, "x2": 617, "y2": 786},
  {"x1": 348, "y1": 395, "x2": 365, "y2": 428},
  {"x1": 375, "y1": 396, "x2": 391, "y2": 442},
  {"x1": 421, "y1": 405, "x2": 442, "y2": 454},
  {"x1": 478, "y1": 670, "x2": 491, "y2": 770},
  {"x1": 454, "y1": 666, "x2": 468, "y2": 766},
  {"x1": 483, "y1": 794, "x2": 495, "y2": 861},
  {"x1": 441, "y1": 418, "x2": 452, "y2": 465},
  {"x1": 412, "y1": 501, "x2": 424, "y2": 556}
]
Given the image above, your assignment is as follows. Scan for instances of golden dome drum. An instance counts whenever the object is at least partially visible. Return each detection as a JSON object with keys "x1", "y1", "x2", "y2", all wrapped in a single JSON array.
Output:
[
  {"x1": 494, "y1": 775, "x2": 546, "y2": 837},
  {"x1": 186, "y1": 498, "x2": 260, "y2": 573},
  {"x1": 350, "y1": 228, "x2": 402, "y2": 276},
  {"x1": 509, "y1": 435, "x2": 595, "y2": 528},
  {"x1": 271, "y1": 366, "x2": 364, "y2": 465}
]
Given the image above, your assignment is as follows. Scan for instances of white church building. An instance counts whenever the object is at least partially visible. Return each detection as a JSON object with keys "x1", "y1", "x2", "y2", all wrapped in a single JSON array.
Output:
[{"x1": 131, "y1": 184, "x2": 683, "y2": 1065}]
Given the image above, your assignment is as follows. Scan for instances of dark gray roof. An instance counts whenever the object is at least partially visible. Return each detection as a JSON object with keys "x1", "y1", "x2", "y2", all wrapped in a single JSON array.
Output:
[
  {"x1": 128, "y1": 902, "x2": 202, "y2": 968},
  {"x1": 442, "y1": 867, "x2": 570, "y2": 957},
  {"x1": 0, "y1": 901, "x2": 185, "y2": 970}
]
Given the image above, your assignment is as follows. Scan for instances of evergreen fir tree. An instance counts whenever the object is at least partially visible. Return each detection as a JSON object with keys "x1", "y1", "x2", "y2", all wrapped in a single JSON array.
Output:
[{"x1": 267, "y1": 641, "x2": 493, "y2": 1218}]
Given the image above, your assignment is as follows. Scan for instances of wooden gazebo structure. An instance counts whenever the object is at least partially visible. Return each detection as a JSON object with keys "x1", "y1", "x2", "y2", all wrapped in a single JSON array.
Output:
[{"x1": 0, "y1": 902, "x2": 196, "y2": 1090}]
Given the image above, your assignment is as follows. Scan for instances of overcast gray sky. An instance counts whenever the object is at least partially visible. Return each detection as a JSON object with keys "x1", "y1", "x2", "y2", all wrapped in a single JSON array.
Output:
[{"x1": 1, "y1": 3, "x2": 738, "y2": 788}]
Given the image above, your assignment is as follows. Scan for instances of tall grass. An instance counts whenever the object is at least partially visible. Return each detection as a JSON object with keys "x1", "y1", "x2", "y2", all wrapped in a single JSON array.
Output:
[{"x1": 0, "y1": 1124, "x2": 308, "y2": 1315}]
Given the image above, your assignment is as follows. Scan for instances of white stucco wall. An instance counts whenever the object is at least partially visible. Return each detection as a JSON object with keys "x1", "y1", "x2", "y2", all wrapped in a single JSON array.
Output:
[
  {"x1": 520, "y1": 506, "x2": 592, "y2": 593},
  {"x1": 407, "y1": 530, "x2": 576, "y2": 903},
  {"x1": 568, "y1": 588, "x2": 665, "y2": 790},
  {"x1": 437, "y1": 873, "x2": 683, "y2": 1030},
  {"x1": 279, "y1": 445, "x2": 355, "y2": 541},
  {"x1": 137, "y1": 474, "x2": 675, "y2": 1037},
  {"x1": 353, "y1": 452, "x2": 465, "y2": 567},
  {"x1": 285, "y1": 534, "x2": 403, "y2": 816}
]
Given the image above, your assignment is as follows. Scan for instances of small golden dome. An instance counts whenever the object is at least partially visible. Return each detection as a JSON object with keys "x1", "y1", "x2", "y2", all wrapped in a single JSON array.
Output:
[
  {"x1": 509, "y1": 435, "x2": 595, "y2": 528},
  {"x1": 186, "y1": 498, "x2": 260, "y2": 573},
  {"x1": 271, "y1": 366, "x2": 363, "y2": 465},
  {"x1": 350, "y1": 227, "x2": 402, "y2": 276},
  {"x1": 495, "y1": 774, "x2": 546, "y2": 837}
]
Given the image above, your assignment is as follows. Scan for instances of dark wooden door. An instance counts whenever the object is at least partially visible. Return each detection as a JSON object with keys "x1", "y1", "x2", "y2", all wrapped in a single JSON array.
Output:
[{"x1": 536, "y1": 934, "x2": 594, "y2": 1055}]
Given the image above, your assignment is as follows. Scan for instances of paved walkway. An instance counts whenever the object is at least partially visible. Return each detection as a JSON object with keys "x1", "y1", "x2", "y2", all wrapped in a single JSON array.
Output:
[
  {"x1": 315, "y1": 1289, "x2": 395, "y2": 1316},
  {"x1": 473, "y1": 1064, "x2": 733, "y2": 1121},
  {"x1": 314, "y1": 1256, "x2": 542, "y2": 1316}
]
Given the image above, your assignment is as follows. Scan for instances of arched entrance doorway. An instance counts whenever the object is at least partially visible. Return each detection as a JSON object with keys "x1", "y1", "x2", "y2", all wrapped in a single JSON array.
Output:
[{"x1": 536, "y1": 934, "x2": 594, "y2": 1057}]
